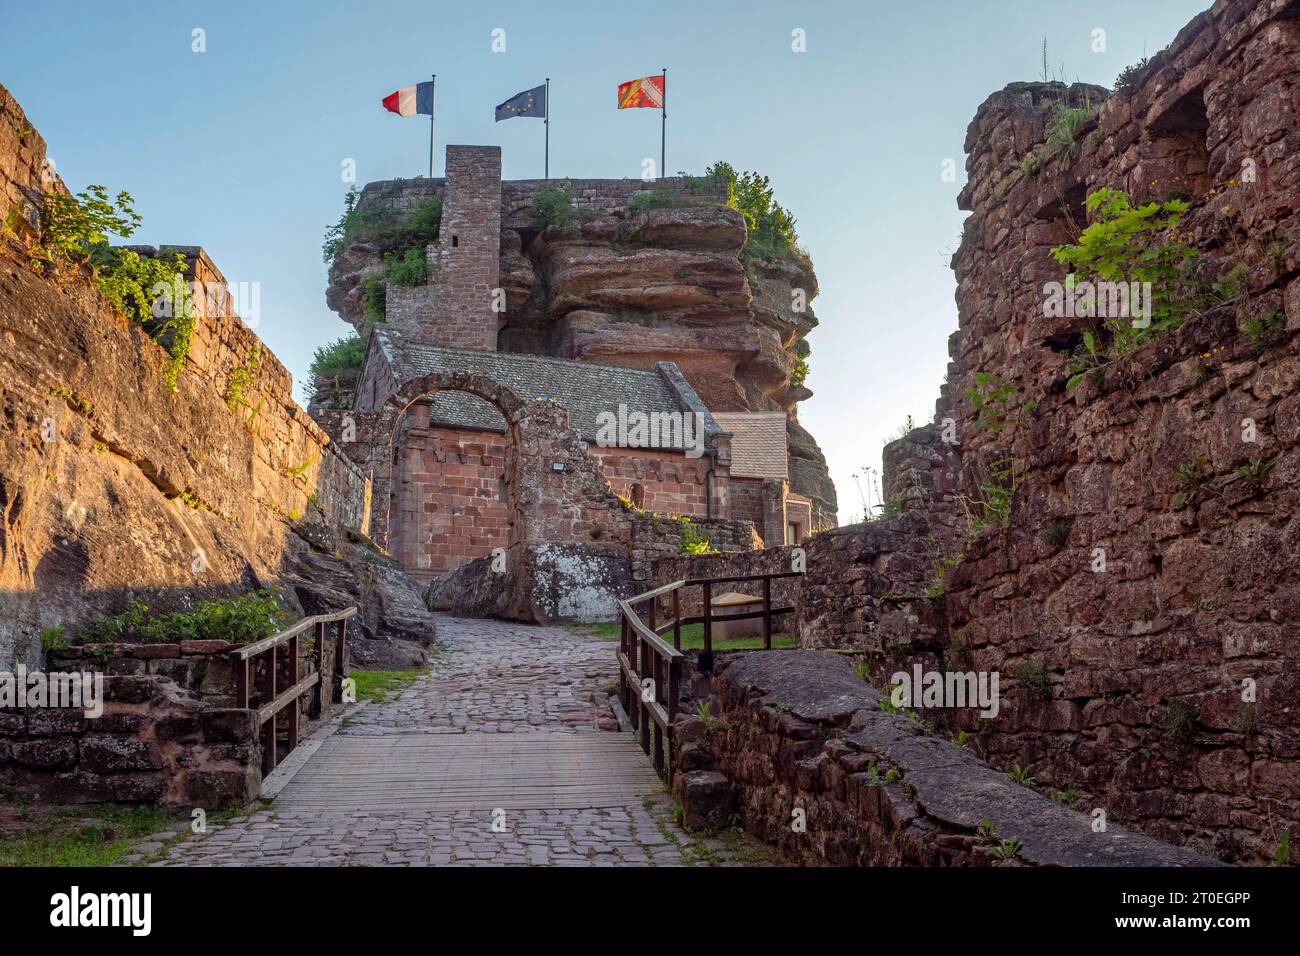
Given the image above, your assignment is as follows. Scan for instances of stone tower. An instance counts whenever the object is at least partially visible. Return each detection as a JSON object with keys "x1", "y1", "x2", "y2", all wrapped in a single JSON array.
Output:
[{"x1": 385, "y1": 145, "x2": 503, "y2": 350}]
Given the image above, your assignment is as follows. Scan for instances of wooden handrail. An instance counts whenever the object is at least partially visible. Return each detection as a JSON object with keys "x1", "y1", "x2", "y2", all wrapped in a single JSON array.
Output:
[
  {"x1": 683, "y1": 571, "x2": 803, "y2": 586},
  {"x1": 616, "y1": 570, "x2": 796, "y2": 779},
  {"x1": 232, "y1": 607, "x2": 359, "y2": 661},
  {"x1": 229, "y1": 606, "x2": 354, "y2": 777}
]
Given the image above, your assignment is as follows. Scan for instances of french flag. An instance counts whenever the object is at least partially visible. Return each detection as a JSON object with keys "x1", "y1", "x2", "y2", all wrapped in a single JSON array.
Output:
[{"x1": 382, "y1": 81, "x2": 434, "y2": 117}]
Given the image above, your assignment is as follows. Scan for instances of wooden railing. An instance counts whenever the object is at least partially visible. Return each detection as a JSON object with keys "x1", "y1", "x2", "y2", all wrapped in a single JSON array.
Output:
[
  {"x1": 229, "y1": 607, "x2": 355, "y2": 776},
  {"x1": 617, "y1": 572, "x2": 798, "y2": 777}
]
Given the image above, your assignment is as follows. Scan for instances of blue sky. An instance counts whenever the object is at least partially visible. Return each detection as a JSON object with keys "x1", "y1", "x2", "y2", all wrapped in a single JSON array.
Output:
[{"x1": 1, "y1": 0, "x2": 1209, "y2": 523}]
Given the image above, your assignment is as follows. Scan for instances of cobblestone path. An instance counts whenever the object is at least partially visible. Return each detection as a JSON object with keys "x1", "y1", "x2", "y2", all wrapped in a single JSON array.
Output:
[{"x1": 155, "y1": 615, "x2": 770, "y2": 867}]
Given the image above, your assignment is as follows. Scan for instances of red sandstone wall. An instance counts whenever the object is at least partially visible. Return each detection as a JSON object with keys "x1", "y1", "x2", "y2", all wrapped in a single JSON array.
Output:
[
  {"x1": 388, "y1": 419, "x2": 719, "y2": 582},
  {"x1": 592, "y1": 446, "x2": 712, "y2": 517},
  {"x1": 936, "y1": 0, "x2": 1300, "y2": 863},
  {"x1": 389, "y1": 425, "x2": 509, "y2": 583}
]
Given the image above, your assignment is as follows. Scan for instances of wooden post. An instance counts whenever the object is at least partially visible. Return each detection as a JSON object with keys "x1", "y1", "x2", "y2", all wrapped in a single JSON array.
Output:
[
  {"x1": 646, "y1": 597, "x2": 657, "y2": 633},
  {"x1": 334, "y1": 617, "x2": 347, "y2": 704},
  {"x1": 672, "y1": 589, "x2": 681, "y2": 650},
  {"x1": 261, "y1": 646, "x2": 277, "y2": 775},
  {"x1": 638, "y1": 638, "x2": 650, "y2": 756},
  {"x1": 701, "y1": 580, "x2": 713, "y2": 671},
  {"x1": 309, "y1": 621, "x2": 325, "y2": 718},
  {"x1": 286, "y1": 633, "x2": 299, "y2": 755},
  {"x1": 619, "y1": 614, "x2": 629, "y2": 718},
  {"x1": 763, "y1": 576, "x2": 773, "y2": 650},
  {"x1": 667, "y1": 655, "x2": 682, "y2": 777}
]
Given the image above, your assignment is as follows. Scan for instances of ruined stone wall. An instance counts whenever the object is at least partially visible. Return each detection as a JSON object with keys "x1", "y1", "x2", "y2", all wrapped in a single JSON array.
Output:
[
  {"x1": 0, "y1": 675, "x2": 260, "y2": 809},
  {"x1": 391, "y1": 423, "x2": 510, "y2": 583},
  {"x1": 670, "y1": 651, "x2": 1216, "y2": 867},
  {"x1": 591, "y1": 445, "x2": 713, "y2": 517},
  {"x1": 928, "y1": 0, "x2": 1300, "y2": 864},
  {"x1": 653, "y1": 545, "x2": 802, "y2": 623},
  {"x1": 387, "y1": 146, "x2": 503, "y2": 350}
]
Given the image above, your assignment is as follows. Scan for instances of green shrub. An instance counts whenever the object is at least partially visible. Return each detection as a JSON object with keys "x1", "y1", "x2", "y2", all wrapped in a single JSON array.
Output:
[
  {"x1": 309, "y1": 334, "x2": 366, "y2": 384},
  {"x1": 1114, "y1": 57, "x2": 1150, "y2": 93},
  {"x1": 965, "y1": 372, "x2": 1017, "y2": 433},
  {"x1": 706, "y1": 161, "x2": 800, "y2": 261},
  {"x1": 79, "y1": 589, "x2": 287, "y2": 646},
  {"x1": 225, "y1": 343, "x2": 261, "y2": 409},
  {"x1": 34, "y1": 186, "x2": 193, "y2": 391},
  {"x1": 530, "y1": 181, "x2": 591, "y2": 237},
  {"x1": 361, "y1": 275, "x2": 386, "y2": 323},
  {"x1": 1047, "y1": 99, "x2": 1096, "y2": 159},
  {"x1": 1163, "y1": 700, "x2": 1197, "y2": 743},
  {"x1": 384, "y1": 246, "x2": 427, "y2": 287},
  {"x1": 323, "y1": 188, "x2": 442, "y2": 264},
  {"x1": 678, "y1": 517, "x2": 714, "y2": 555},
  {"x1": 1244, "y1": 311, "x2": 1287, "y2": 348},
  {"x1": 1014, "y1": 659, "x2": 1053, "y2": 701},
  {"x1": 1052, "y1": 188, "x2": 1202, "y2": 390}
]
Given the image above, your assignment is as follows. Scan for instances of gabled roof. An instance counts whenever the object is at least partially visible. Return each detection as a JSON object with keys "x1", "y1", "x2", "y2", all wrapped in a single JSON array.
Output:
[
  {"x1": 373, "y1": 330, "x2": 718, "y2": 450},
  {"x1": 711, "y1": 412, "x2": 789, "y2": 480}
]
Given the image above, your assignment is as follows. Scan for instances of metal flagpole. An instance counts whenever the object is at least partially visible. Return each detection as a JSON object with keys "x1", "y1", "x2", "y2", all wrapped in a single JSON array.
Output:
[
  {"x1": 429, "y1": 74, "x2": 437, "y2": 178},
  {"x1": 545, "y1": 77, "x2": 550, "y2": 179},
  {"x1": 660, "y1": 68, "x2": 666, "y2": 177}
]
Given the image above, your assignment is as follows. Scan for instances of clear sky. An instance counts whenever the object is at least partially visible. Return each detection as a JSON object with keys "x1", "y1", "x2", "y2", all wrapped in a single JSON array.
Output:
[{"x1": 1, "y1": 0, "x2": 1209, "y2": 523}]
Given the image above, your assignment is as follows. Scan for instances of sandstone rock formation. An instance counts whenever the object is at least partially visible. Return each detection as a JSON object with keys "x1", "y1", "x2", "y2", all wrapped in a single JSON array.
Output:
[
  {"x1": 0, "y1": 83, "x2": 435, "y2": 670},
  {"x1": 325, "y1": 175, "x2": 837, "y2": 525}
]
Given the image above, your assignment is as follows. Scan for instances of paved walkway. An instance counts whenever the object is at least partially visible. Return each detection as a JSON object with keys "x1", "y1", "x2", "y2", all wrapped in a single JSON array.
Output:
[{"x1": 155, "y1": 615, "x2": 770, "y2": 867}]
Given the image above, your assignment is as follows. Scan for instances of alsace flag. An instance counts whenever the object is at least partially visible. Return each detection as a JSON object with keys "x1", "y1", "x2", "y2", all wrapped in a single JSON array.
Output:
[
  {"x1": 382, "y1": 81, "x2": 434, "y2": 117},
  {"x1": 496, "y1": 85, "x2": 546, "y2": 121},
  {"x1": 617, "y1": 74, "x2": 664, "y2": 109}
]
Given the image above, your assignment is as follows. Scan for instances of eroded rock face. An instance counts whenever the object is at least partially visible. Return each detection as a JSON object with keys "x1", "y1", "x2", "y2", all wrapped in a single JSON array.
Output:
[
  {"x1": 0, "y1": 83, "x2": 435, "y2": 671},
  {"x1": 424, "y1": 542, "x2": 634, "y2": 625},
  {"x1": 325, "y1": 178, "x2": 838, "y2": 523},
  {"x1": 281, "y1": 523, "x2": 439, "y2": 669}
]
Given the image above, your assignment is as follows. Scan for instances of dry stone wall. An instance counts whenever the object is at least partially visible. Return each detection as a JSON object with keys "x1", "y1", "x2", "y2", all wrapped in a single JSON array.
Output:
[{"x1": 0, "y1": 675, "x2": 260, "y2": 809}]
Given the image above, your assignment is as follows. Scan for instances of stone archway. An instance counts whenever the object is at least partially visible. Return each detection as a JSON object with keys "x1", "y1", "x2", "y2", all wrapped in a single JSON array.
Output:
[{"x1": 368, "y1": 369, "x2": 639, "y2": 622}]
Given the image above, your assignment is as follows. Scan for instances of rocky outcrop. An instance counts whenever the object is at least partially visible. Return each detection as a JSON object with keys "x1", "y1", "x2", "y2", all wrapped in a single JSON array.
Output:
[
  {"x1": 325, "y1": 175, "x2": 838, "y2": 523},
  {"x1": 282, "y1": 522, "x2": 439, "y2": 668},
  {"x1": 0, "y1": 82, "x2": 433, "y2": 670}
]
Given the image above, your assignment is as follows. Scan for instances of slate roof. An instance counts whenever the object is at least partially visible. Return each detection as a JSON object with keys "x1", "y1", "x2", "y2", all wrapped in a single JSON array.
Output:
[
  {"x1": 376, "y1": 332, "x2": 716, "y2": 449},
  {"x1": 711, "y1": 412, "x2": 789, "y2": 479}
]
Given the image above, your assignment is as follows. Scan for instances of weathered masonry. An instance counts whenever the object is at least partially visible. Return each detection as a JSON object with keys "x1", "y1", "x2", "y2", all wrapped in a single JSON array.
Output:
[{"x1": 317, "y1": 144, "x2": 838, "y2": 594}]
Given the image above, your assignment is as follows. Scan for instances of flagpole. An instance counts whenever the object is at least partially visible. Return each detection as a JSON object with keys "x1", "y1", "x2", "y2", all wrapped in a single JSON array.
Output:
[
  {"x1": 660, "y1": 68, "x2": 666, "y2": 178},
  {"x1": 545, "y1": 77, "x2": 550, "y2": 179},
  {"x1": 429, "y1": 74, "x2": 437, "y2": 178}
]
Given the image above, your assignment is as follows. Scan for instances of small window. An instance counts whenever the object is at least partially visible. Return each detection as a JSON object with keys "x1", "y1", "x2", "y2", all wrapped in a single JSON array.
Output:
[
  {"x1": 630, "y1": 483, "x2": 645, "y2": 508},
  {"x1": 452, "y1": 235, "x2": 459, "y2": 248},
  {"x1": 498, "y1": 478, "x2": 508, "y2": 503}
]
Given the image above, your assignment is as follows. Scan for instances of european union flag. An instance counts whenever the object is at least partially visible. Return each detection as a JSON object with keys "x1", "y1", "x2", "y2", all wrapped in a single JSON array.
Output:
[{"x1": 495, "y1": 85, "x2": 546, "y2": 121}]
